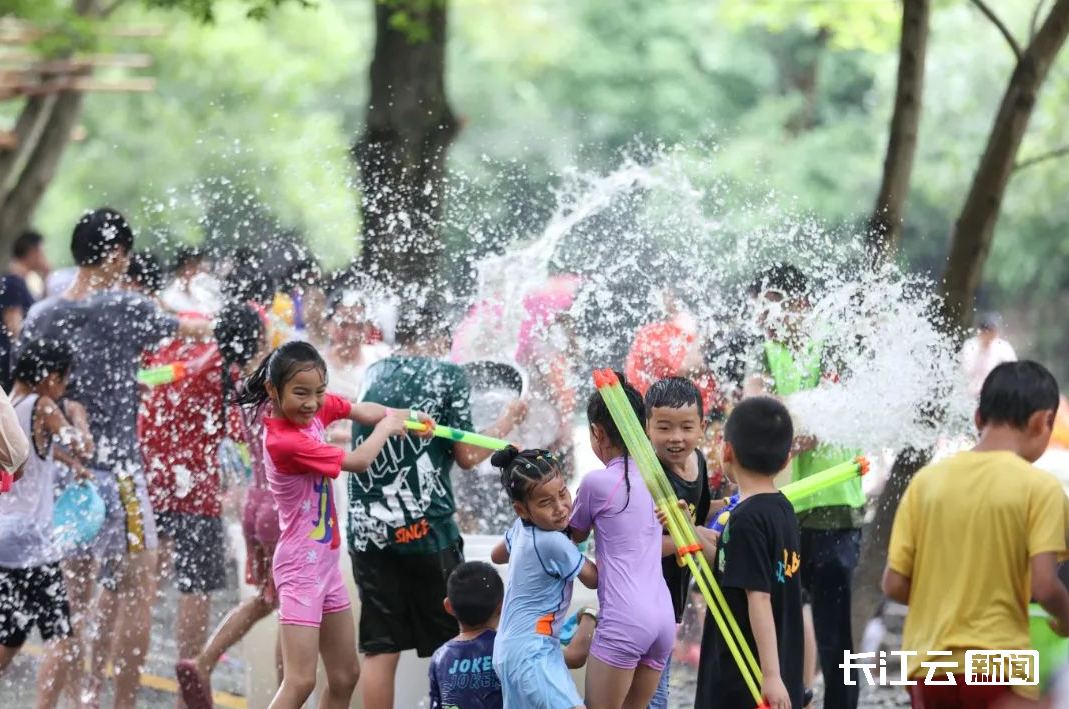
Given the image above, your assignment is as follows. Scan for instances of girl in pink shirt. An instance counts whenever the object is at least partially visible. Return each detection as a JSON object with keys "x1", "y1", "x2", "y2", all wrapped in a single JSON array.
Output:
[{"x1": 238, "y1": 341, "x2": 434, "y2": 709}]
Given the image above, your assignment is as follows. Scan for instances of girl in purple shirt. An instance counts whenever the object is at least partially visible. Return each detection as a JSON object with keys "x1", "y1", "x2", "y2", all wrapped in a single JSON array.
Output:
[{"x1": 570, "y1": 373, "x2": 674, "y2": 709}]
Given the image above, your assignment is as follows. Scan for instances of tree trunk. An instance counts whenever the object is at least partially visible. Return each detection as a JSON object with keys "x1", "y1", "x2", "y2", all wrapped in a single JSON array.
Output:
[
  {"x1": 851, "y1": 447, "x2": 928, "y2": 649},
  {"x1": 0, "y1": 91, "x2": 84, "y2": 268},
  {"x1": 942, "y1": 0, "x2": 1069, "y2": 330},
  {"x1": 0, "y1": 95, "x2": 54, "y2": 192},
  {"x1": 868, "y1": 0, "x2": 930, "y2": 263},
  {"x1": 851, "y1": 0, "x2": 1069, "y2": 642},
  {"x1": 353, "y1": 0, "x2": 458, "y2": 301}
]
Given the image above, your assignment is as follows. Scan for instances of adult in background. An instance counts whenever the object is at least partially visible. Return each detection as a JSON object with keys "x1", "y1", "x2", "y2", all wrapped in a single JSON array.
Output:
[
  {"x1": 1, "y1": 230, "x2": 51, "y2": 390},
  {"x1": 962, "y1": 311, "x2": 1017, "y2": 399},
  {"x1": 19, "y1": 208, "x2": 209, "y2": 709},
  {"x1": 348, "y1": 299, "x2": 527, "y2": 709},
  {"x1": 746, "y1": 264, "x2": 864, "y2": 709}
]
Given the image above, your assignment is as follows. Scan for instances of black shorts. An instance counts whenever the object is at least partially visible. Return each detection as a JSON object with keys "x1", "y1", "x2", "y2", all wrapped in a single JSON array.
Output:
[
  {"x1": 156, "y1": 512, "x2": 228, "y2": 594},
  {"x1": 351, "y1": 539, "x2": 463, "y2": 657},
  {"x1": 0, "y1": 563, "x2": 72, "y2": 648}
]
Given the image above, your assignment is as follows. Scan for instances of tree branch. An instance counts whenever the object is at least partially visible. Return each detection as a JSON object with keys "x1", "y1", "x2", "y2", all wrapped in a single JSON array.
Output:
[
  {"x1": 1014, "y1": 144, "x2": 1069, "y2": 171},
  {"x1": 970, "y1": 0, "x2": 1023, "y2": 60},
  {"x1": 1031, "y1": 0, "x2": 1050, "y2": 41}
]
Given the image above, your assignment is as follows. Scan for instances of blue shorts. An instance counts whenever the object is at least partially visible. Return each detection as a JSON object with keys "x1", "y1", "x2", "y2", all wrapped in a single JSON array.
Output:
[{"x1": 493, "y1": 636, "x2": 582, "y2": 709}]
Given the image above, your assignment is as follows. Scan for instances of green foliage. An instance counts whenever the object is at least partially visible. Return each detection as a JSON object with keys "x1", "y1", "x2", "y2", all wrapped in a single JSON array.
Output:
[
  {"x1": 378, "y1": 0, "x2": 445, "y2": 43},
  {"x1": 141, "y1": 0, "x2": 314, "y2": 22}
]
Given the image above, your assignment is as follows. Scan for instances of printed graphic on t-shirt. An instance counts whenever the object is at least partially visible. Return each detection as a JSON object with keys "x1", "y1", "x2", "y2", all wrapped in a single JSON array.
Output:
[
  {"x1": 350, "y1": 394, "x2": 452, "y2": 551},
  {"x1": 309, "y1": 477, "x2": 339, "y2": 549},
  {"x1": 777, "y1": 549, "x2": 801, "y2": 583}
]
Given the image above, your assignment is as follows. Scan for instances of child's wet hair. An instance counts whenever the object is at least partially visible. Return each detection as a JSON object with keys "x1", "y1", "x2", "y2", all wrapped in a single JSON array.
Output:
[
  {"x1": 236, "y1": 340, "x2": 326, "y2": 407},
  {"x1": 14, "y1": 339, "x2": 73, "y2": 385},
  {"x1": 724, "y1": 396, "x2": 793, "y2": 475},
  {"x1": 446, "y1": 561, "x2": 503, "y2": 628},
  {"x1": 586, "y1": 370, "x2": 644, "y2": 512},
  {"x1": 979, "y1": 360, "x2": 1059, "y2": 429},
  {"x1": 492, "y1": 446, "x2": 563, "y2": 504},
  {"x1": 645, "y1": 376, "x2": 704, "y2": 420},
  {"x1": 214, "y1": 303, "x2": 266, "y2": 369}
]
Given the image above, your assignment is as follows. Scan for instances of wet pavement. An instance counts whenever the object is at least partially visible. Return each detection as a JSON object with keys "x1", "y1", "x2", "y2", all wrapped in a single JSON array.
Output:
[{"x1": 0, "y1": 567, "x2": 247, "y2": 709}]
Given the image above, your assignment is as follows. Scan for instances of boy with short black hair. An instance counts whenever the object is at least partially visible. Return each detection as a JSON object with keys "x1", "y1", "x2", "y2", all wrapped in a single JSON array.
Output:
[
  {"x1": 428, "y1": 561, "x2": 504, "y2": 709},
  {"x1": 695, "y1": 396, "x2": 803, "y2": 709},
  {"x1": 644, "y1": 376, "x2": 711, "y2": 709},
  {"x1": 883, "y1": 361, "x2": 1069, "y2": 709}
]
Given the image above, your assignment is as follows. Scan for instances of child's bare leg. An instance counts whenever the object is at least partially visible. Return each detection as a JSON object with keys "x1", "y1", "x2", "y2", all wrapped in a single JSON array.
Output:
[
  {"x1": 177, "y1": 592, "x2": 211, "y2": 664},
  {"x1": 0, "y1": 644, "x2": 18, "y2": 675},
  {"x1": 268, "y1": 624, "x2": 320, "y2": 709},
  {"x1": 360, "y1": 652, "x2": 400, "y2": 709},
  {"x1": 86, "y1": 573, "x2": 119, "y2": 704},
  {"x1": 61, "y1": 554, "x2": 96, "y2": 704},
  {"x1": 622, "y1": 665, "x2": 662, "y2": 709},
  {"x1": 196, "y1": 594, "x2": 275, "y2": 675},
  {"x1": 35, "y1": 637, "x2": 79, "y2": 709},
  {"x1": 584, "y1": 655, "x2": 639, "y2": 709},
  {"x1": 111, "y1": 549, "x2": 158, "y2": 709},
  {"x1": 564, "y1": 615, "x2": 597, "y2": 669},
  {"x1": 317, "y1": 609, "x2": 360, "y2": 709}
]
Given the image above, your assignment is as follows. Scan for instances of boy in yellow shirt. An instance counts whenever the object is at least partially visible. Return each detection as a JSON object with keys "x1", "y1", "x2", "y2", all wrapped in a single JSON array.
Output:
[{"x1": 883, "y1": 360, "x2": 1069, "y2": 708}]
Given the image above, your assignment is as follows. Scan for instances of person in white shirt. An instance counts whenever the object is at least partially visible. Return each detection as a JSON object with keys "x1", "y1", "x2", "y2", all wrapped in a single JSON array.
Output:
[{"x1": 962, "y1": 312, "x2": 1017, "y2": 398}]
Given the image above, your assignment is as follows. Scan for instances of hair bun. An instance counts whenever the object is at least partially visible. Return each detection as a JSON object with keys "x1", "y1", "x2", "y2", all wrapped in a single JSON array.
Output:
[{"x1": 491, "y1": 445, "x2": 520, "y2": 469}]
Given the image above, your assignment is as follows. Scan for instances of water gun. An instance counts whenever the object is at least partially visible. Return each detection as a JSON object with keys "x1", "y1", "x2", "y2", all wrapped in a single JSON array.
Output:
[
  {"x1": 594, "y1": 369, "x2": 766, "y2": 708},
  {"x1": 403, "y1": 420, "x2": 513, "y2": 451},
  {"x1": 1, "y1": 469, "x2": 12, "y2": 493},
  {"x1": 137, "y1": 362, "x2": 187, "y2": 387},
  {"x1": 780, "y1": 457, "x2": 869, "y2": 506},
  {"x1": 706, "y1": 458, "x2": 868, "y2": 535}
]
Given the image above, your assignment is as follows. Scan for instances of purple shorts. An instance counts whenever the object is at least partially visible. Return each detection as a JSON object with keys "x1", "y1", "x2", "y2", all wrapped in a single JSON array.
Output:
[{"x1": 590, "y1": 612, "x2": 675, "y2": 671}]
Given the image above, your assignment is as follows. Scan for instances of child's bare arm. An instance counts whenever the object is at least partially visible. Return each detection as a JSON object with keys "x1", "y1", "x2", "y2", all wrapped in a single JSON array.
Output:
[
  {"x1": 349, "y1": 402, "x2": 435, "y2": 438},
  {"x1": 490, "y1": 539, "x2": 510, "y2": 564},
  {"x1": 342, "y1": 415, "x2": 408, "y2": 472},
  {"x1": 747, "y1": 589, "x2": 790, "y2": 709},
  {"x1": 1032, "y1": 552, "x2": 1069, "y2": 637},
  {"x1": 61, "y1": 399, "x2": 94, "y2": 458},
  {"x1": 577, "y1": 558, "x2": 598, "y2": 590},
  {"x1": 54, "y1": 447, "x2": 92, "y2": 482},
  {"x1": 881, "y1": 566, "x2": 911, "y2": 605},
  {"x1": 38, "y1": 397, "x2": 90, "y2": 459},
  {"x1": 695, "y1": 526, "x2": 720, "y2": 564}
]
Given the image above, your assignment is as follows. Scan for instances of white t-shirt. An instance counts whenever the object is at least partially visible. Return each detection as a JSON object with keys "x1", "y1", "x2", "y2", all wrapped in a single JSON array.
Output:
[
  {"x1": 961, "y1": 336, "x2": 1017, "y2": 398},
  {"x1": 0, "y1": 394, "x2": 57, "y2": 568}
]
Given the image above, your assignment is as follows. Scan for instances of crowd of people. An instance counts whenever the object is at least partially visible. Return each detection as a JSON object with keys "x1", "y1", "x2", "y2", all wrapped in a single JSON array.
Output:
[{"x1": 0, "y1": 206, "x2": 1065, "y2": 709}]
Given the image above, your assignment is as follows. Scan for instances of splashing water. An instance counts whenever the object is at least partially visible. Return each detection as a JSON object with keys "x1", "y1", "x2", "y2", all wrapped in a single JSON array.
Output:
[{"x1": 455, "y1": 147, "x2": 974, "y2": 461}]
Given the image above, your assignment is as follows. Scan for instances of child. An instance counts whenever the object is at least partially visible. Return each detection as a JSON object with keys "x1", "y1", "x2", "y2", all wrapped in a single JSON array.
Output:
[
  {"x1": 176, "y1": 302, "x2": 275, "y2": 709},
  {"x1": 570, "y1": 373, "x2": 675, "y2": 709},
  {"x1": 428, "y1": 561, "x2": 504, "y2": 709},
  {"x1": 235, "y1": 340, "x2": 435, "y2": 709},
  {"x1": 694, "y1": 396, "x2": 803, "y2": 709},
  {"x1": 490, "y1": 446, "x2": 597, "y2": 709},
  {"x1": 643, "y1": 377, "x2": 712, "y2": 709},
  {"x1": 0, "y1": 338, "x2": 93, "y2": 709},
  {"x1": 883, "y1": 361, "x2": 1069, "y2": 709}
]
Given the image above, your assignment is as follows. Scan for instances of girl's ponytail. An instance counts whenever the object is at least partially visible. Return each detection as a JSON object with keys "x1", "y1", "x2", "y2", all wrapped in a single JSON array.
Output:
[
  {"x1": 586, "y1": 369, "x2": 645, "y2": 514},
  {"x1": 236, "y1": 350, "x2": 273, "y2": 407}
]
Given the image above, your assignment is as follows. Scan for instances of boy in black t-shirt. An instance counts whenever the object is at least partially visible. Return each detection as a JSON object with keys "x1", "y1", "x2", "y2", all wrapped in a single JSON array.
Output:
[
  {"x1": 695, "y1": 396, "x2": 803, "y2": 709},
  {"x1": 644, "y1": 377, "x2": 711, "y2": 709}
]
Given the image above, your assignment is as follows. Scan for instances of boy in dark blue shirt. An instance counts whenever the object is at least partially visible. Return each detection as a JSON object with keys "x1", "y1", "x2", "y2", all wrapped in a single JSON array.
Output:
[{"x1": 429, "y1": 561, "x2": 503, "y2": 709}]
